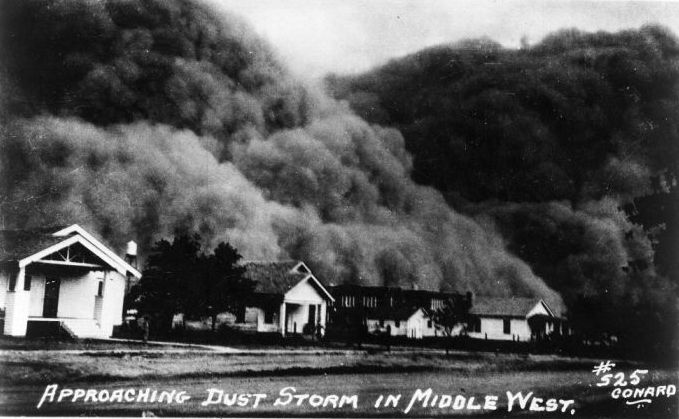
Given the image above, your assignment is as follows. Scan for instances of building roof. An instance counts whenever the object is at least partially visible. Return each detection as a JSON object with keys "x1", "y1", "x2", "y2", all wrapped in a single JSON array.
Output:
[
  {"x1": 0, "y1": 224, "x2": 141, "y2": 278},
  {"x1": 0, "y1": 227, "x2": 72, "y2": 262},
  {"x1": 241, "y1": 260, "x2": 334, "y2": 301},
  {"x1": 469, "y1": 297, "x2": 553, "y2": 318},
  {"x1": 243, "y1": 261, "x2": 309, "y2": 294}
]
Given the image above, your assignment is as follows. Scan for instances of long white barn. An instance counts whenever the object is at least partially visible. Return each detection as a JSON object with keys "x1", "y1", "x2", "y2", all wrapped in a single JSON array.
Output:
[
  {"x1": 0, "y1": 225, "x2": 141, "y2": 338},
  {"x1": 467, "y1": 297, "x2": 557, "y2": 341}
]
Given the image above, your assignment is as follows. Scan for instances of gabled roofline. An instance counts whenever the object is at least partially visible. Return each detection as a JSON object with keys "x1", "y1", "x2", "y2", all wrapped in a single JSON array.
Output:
[
  {"x1": 20, "y1": 224, "x2": 142, "y2": 278},
  {"x1": 19, "y1": 235, "x2": 132, "y2": 276},
  {"x1": 286, "y1": 261, "x2": 334, "y2": 302},
  {"x1": 408, "y1": 307, "x2": 425, "y2": 320},
  {"x1": 292, "y1": 261, "x2": 311, "y2": 274},
  {"x1": 537, "y1": 299, "x2": 555, "y2": 317},
  {"x1": 523, "y1": 299, "x2": 555, "y2": 318},
  {"x1": 302, "y1": 273, "x2": 335, "y2": 302},
  {"x1": 471, "y1": 297, "x2": 556, "y2": 318},
  {"x1": 19, "y1": 235, "x2": 80, "y2": 268}
]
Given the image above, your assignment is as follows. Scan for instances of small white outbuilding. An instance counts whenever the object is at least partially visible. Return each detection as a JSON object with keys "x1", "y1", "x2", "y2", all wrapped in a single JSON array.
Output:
[
  {"x1": 0, "y1": 224, "x2": 141, "y2": 338},
  {"x1": 366, "y1": 307, "x2": 438, "y2": 339}
]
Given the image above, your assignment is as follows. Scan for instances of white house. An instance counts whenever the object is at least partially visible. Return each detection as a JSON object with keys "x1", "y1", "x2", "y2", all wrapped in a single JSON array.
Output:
[
  {"x1": 366, "y1": 307, "x2": 438, "y2": 339},
  {"x1": 218, "y1": 261, "x2": 334, "y2": 336},
  {"x1": 0, "y1": 225, "x2": 141, "y2": 338},
  {"x1": 466, "y1": 297, "x2": 557, "y2": 341}
]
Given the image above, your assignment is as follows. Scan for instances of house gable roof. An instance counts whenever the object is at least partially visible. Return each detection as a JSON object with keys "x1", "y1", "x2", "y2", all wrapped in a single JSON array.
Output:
[
  {"x1": 407, "y1": 307, "x2": 427, "y2": 322},
  {"x1": 0, "y1": 224, "x2": 141, "y2": 278},
  {"x1": 243, "y1": 260, "x2": 334, "y2": 301},
  {"x1": 52, "y1": 225, "x2": 141, "y2": 278},
  {"x1": 470, "y1": 297, "x2": 554, "y2": 318},
  {"x1": 0, "y1": 228, "x2": 67, "y2": 262}
]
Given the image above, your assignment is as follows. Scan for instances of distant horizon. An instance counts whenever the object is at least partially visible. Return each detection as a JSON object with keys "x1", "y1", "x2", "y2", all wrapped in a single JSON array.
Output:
[{"x1": 207, "y1": 0, "x2": 679, "y2": 79}]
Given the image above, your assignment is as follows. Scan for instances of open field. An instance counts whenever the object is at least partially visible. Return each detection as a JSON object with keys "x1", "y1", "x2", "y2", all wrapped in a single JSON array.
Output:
[{"x1": 0, "y1": 341, "x2": 677, "y2": 417}]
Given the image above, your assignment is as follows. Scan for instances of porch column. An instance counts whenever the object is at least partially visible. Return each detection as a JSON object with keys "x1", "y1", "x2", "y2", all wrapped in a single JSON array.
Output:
[
  {"x1": 96, "y1": 272, "x2": 114, "y2": 337},
  {"x1": 4, "y1": 268, "x2": 30, "y2": 336},
  {"x1": 279, "y1": 301, "x2": 286, "y2": 337},
  {"x1": 319, "y1": 303, "x2": 327, "y2": 328}
]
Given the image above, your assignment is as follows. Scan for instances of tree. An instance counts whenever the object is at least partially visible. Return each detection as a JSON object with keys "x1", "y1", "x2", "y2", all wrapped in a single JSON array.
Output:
[
  {"x1": 132, "y1": 234, "x2": 203, "y2": 334},
  {"x1": 132, "y1": 233, "x2": 253, "y2": 335},
  {"x1": 429, "y1": 295, "x2": 472, "y2": 355},
  {"x1": 197, "y1": 242, "x2": 253, "y2": 331}
]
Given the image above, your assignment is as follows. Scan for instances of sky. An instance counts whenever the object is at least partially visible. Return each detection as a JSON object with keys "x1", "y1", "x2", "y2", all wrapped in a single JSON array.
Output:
[{"x1": 207, "y1": 0, "x2": 679, "y2": 79}]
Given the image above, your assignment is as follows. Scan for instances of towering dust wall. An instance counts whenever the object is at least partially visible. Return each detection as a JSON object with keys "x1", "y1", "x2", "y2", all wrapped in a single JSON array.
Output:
[{"x1": 0, "y1": 0, "x2": 564, "y2": 312}]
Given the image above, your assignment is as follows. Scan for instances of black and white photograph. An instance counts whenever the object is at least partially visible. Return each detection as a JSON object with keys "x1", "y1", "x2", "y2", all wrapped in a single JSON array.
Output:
[{"x1": 0, "y1": 0, "x2": 678, "y2": 417}]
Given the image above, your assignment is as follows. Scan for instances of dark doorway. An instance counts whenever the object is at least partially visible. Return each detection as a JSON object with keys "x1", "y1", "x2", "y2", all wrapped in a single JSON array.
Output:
[
  {"x1": 307, "y1": 305, "x2": 316, "y2": 328},
  {"x1": 43, "y1": 277, "x2": 60, "y2": 318}
]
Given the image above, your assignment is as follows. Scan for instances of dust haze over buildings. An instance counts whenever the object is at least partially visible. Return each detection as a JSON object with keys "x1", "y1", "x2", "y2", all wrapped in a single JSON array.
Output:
[
  {"x1": 1, "y1": 0, "x2": 678, "y2": 345},
  {"x1": 326, "y1": 25, "x2": 679, "y2": 343},
  {"x1": 0, "y1": 0, "x2": 565, "y2": 313}
]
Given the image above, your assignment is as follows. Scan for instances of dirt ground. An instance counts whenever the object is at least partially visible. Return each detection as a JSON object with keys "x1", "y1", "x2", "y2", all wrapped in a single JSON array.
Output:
[{"x1": 0, "y1": 343, "x2": 677, "y2": 417}]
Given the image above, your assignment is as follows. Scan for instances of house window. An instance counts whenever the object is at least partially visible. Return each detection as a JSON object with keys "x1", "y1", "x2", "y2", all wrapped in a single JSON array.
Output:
[
  {"x1": 264, "y1": 308, "x2": 275, "y2": 324},
  {"x1": 24, "y1": 275, "x2": 32, "y2": 291},
  {"x1": 8, "y1": 273, "x2": 17, "y2": 291},
  {"x1": 395, "y1": 320, "x2": 400, "y2": 328},
  {"x1": 97, "y1": 280, "x2": 104, "y2": 297},
  {"x1": 342, "y1": 295, "x2": 355, "y2": 307},
  {"x1": 503, "y1": 318, "x2": 511, "y2": 334},
  {"x1": 427, "y1": 320, "x2": 432, "y2": 328},
  {"x1": 236, "y1": 306, "x2": 246, "y2": 323},
  {"x1": 472, "y1": 317, "x2": 481, "y2": 333}
]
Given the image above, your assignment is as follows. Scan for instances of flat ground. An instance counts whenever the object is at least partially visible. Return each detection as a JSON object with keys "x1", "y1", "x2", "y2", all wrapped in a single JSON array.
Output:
[{"x1": 0, "y1": 338, "x2": 676, "y2": 417}]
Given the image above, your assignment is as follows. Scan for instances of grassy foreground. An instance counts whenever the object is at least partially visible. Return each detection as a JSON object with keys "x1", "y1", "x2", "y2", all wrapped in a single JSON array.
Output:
[{"x1": 0, "y1": 342, "x2": 677, "y2": 417}]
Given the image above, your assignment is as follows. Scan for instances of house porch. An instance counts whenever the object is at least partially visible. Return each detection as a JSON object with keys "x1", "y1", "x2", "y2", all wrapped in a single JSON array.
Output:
[
  {"x1": 278, "y1": 300, "x2": 326, "y2": 337},
  {"x1": 2, "y1": 261, "x2": 124, "y2": 338}
]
